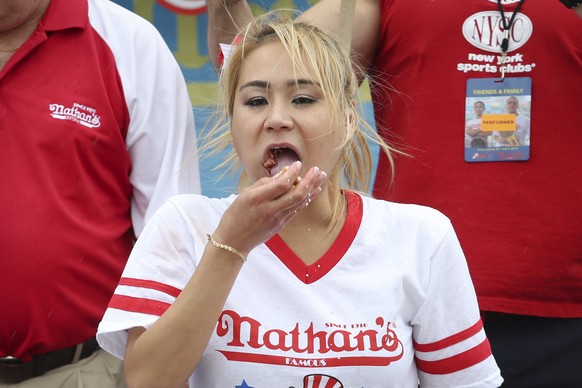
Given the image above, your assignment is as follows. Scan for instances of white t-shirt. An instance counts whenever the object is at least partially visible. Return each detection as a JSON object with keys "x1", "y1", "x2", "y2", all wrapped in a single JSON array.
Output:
[{"x1": 97, "y1": 191, "x2": 502, "y2": 387}]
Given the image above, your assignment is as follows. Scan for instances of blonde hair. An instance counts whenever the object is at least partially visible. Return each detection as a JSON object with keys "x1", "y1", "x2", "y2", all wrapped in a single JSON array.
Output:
[{"x1": 200, "y1": 12, "x2": 399, "y2": 231}]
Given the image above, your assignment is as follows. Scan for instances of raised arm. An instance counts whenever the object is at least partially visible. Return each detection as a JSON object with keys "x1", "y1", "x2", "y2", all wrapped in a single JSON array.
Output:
[
  {"x1": 207, "y1": 0, "x2": 381, "y2": 73},
  {"x1": 207, "y1": 0, "x2": 253, "y2": 69},
  {"x1": 297, "y1": 0, "x2": 381, "y2": 74}
]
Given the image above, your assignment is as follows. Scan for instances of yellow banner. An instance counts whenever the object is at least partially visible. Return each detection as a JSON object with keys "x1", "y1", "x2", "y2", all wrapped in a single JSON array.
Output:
[{"x1": 481, "y1": 114, "x2": 516, "y2": 132}]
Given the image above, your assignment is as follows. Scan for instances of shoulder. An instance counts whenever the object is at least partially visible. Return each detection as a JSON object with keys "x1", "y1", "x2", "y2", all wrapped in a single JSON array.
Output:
[
  {"x1": 148, "y1": 194, "x2": 236, "y2": 233},
  {"x1": 357, "y1": 194, "x2": 454, "y2": 253},
  {"x1": 165, "y1": 194, "x2": 236, "y2": 218},
  {"x1": 87, "y1": 0, "x2": 156, "y2": 30},
  {"x1": 136, "y1": 194, "x2": 237, "y2": 253},
  {"x1": 86, "y1": 0, "x2": 169, "y2": 53},
  {"x1": 360, "y1": 194, "x2": 451, "y2": 228}
]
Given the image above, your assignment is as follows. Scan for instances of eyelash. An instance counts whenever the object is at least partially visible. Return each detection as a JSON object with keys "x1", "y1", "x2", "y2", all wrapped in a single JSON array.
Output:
[
  {"x1": 244, "y1": 97, "x2": 267, "y2": 106},
  {"x1": 293, "y1": 95, "x2": 316, "y2": 105},
  {"x1": 243, "y1": 95, "x2": 317, "y2": 106}
]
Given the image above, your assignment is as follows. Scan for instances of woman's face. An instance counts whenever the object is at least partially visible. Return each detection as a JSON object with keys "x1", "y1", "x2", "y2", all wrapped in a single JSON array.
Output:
[{"x1": 230, "y1": 41, "x2": 343, "y2": 183}]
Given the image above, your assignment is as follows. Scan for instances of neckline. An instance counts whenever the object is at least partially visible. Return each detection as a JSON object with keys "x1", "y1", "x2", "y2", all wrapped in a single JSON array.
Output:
[{"x1": 265, "y1": 191, "x2": 363, "y2": 284}]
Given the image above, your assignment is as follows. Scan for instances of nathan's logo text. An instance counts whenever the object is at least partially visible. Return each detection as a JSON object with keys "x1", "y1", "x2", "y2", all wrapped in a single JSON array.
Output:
[
  {"x1": 215, "y1": 310, "x2": 404, "y2": 368},
  {"x1": 49, "y1": 103, "x2": 101, "y2": 128}
]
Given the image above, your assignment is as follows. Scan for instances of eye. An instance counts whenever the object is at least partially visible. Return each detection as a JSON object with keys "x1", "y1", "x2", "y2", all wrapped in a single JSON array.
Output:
[
  {"x1": 244, "y1": 96, "x2": 268, "y2": 107},
  {"x1": 292, "y1": 95, "x2": 317, "y2": 105}
]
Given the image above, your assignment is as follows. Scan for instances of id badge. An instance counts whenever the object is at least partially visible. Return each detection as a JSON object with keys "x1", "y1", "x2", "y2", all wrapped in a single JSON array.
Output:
[{"x1": 464, "y1": 77, "x2": 532, "y2": 162}]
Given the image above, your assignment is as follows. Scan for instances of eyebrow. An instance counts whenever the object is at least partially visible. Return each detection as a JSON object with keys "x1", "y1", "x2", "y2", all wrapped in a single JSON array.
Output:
[{"x1": 238, "y1": 78, "x2": 319, "y2": 91}]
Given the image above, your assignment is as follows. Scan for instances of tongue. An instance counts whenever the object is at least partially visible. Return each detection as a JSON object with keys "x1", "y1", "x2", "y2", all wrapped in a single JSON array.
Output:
[{"x1": 270, "y1": 150, "x2": 299, "y2": 176}]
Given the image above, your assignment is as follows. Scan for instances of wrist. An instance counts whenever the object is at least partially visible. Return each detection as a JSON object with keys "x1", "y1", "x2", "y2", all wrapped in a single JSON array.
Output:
[{"x1": 207, "y1": 234, "x2": 247, "y2": 263}]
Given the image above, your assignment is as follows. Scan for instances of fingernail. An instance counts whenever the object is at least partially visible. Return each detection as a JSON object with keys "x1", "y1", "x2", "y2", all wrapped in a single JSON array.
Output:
[{"x1": 273, "y1": 165, "x2": 290, "y2": 179}]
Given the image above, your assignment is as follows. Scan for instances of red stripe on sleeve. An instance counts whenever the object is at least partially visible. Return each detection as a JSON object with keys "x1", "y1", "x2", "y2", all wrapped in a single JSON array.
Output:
[
  {"x1": 414, "y1": 320, "x2": 483, "y2": 352},
  {"x1": 108, "y1": 294, "x2": 171, "y2": 317},
  {"x1": 118, "y1": 277, "x2": 182, "y2": 298},
  {"x1": 415, "y1": 338, "x2": 493, "y2": 375}
]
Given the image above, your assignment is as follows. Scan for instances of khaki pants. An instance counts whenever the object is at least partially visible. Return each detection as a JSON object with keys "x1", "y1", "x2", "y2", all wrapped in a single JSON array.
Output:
[{"x1": 0, "y1": 350, "x2": 125, "y2": 388}]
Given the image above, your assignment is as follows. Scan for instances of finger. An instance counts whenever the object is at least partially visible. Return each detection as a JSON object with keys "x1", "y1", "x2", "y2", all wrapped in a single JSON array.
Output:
[
  {"x1": 273, "y1": 167, "x2": 327, "y2": 216},
  {"x1": 278, "y1": 186, "x2": 324, "y2": 225},
  {"x1": 215, "y1": 168, "x2": 326, "y2": 252},
  {"x1": 225, "y1": 161, "x2": 305, "y2": 231},
  {"x1": 244, "y1": 161, "x2": 303, "y2": 206}
]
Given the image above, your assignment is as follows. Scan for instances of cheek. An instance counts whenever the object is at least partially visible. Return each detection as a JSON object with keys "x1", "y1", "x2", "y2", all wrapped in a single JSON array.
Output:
[
  {"x1": 231, "y1": 130, "x2": 249, "y2": 163},
  {"x1": 230, "y1": 114, "x2": 251, "y2": 146},
  {"x1": 231, "y1": 103, "x2": 260, "y2": 132},
  {"x1": 310, "y1": 129, "x2": 343, "y2": 166},
  {"x1": 230, "y1": 117, "x2": 257, "y2": 165}
]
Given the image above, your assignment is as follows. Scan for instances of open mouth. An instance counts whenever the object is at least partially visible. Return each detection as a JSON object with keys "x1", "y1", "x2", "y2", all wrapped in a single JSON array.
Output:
[{"x1": 264, "y1": 147, "x2": 300, "y2": 176}]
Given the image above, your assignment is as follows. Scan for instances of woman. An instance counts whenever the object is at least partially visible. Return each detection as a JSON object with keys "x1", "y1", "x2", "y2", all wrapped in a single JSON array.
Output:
[{"x1": 97, "y1": 14, "x2": 502, "y2": 387}]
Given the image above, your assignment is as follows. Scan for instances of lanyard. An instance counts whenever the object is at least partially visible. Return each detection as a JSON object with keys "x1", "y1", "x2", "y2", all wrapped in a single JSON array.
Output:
[{"x1": 496, "y1": 0, "x2": 525, "y2": 79}]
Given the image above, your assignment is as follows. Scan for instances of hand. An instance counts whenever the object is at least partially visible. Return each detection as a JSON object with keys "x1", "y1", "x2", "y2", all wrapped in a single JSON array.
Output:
[
  {"x1": 493, "y1": 134, "x2": 509, "y2": 144},
  {"x1": 212, "y1": 161, "x2": 327, "y2": 257}
]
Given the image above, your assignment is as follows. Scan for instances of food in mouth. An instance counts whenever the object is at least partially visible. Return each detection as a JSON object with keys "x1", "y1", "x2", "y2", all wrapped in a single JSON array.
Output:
[{"x1": 264, "y1": 147, "x2": 300, "y2": 176}]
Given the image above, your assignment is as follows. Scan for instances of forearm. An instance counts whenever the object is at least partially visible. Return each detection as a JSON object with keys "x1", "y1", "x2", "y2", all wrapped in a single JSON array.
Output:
[
  {"x1": 124, "y1": 245, "x2": 244, "y2": 388},
  {"x1": 207, "y1": 0, "x2": 253, "y2": 69},
  {"x1": 466, "y1": 128, "x2": 481, "y2": 137},
  {"x1": 297, "y1": 0, "x2": 380, "y2": 73},
  {"x1": 122, "y1": 163, "x2": 326, "y2": 387}
]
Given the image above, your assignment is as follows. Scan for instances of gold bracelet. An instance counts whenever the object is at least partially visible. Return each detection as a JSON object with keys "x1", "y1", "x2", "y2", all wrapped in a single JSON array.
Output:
[{"x1": 207, "y1": 234, "x2": 246, "y2": 262}]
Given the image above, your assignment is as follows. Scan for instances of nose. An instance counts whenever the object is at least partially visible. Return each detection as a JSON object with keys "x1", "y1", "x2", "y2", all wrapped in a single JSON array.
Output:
[{"x1": 264, "y1": 100, "x2": 293, "y2": 132}]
